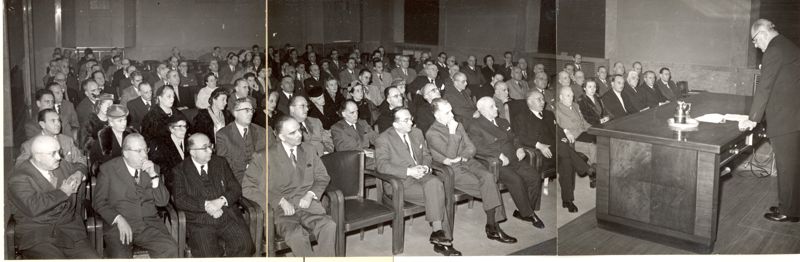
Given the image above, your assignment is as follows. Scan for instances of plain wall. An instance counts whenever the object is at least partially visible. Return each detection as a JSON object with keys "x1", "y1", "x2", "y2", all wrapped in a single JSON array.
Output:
[
  {"x1": 605, "y1": 0, "x2": 757, "y2": 95},
  {"x1": 557, "y1": 0, "x2": 605, "y2": 58}
]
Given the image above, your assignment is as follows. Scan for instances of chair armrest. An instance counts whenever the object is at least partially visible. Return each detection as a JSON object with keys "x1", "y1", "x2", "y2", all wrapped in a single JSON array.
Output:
[
  {"x1": 84, "y1": 202, "x2": 103, "y2": 256},
  {"x1": 323, "y1": 188, "x2": 344, "y2": 257},
  {"x1": 366, "y1": 172, "x2": 405, "y2": 215},
  {"x1": 163, "y1": 203, "x2": 183, "y2": 257},
  {"x1": 239, "y1": 197, "x2": 264, "y2": 257},
  {"x1": 6, "y1": 216, "x2": 16, "y2": 260},
  {"x1": 473, "y1": 155, "x2": 500, "y2": 177}
]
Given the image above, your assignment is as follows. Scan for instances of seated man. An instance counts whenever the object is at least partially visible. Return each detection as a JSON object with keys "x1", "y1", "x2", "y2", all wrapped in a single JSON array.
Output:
[
  {"x1": 92, "y1": 133, "x2": 178, "y2": 258},
  {"x1": 443, "y1": 72, "x2": 478, "y2": 124},
  {"x1": 655, "y1": 67, "x2": 681, "y2": 102},
  {"x1": 412, "y1": 83, "x2": 440, "y2": 133},
  {"x1": 375, "y1": 86, "x2": 406, "y2": 133},
  {"x1": 242, "y1": 150, "x2": 266, "y2": 209},
  {"x1": 468, "y1": 97, "x2": 545, "y2": 228},
  {"x1": 425, "y1": 98, "x2": 516, "y2": 243},
  {"x1": 16, "y1": 109, "x2": 87, "y2": 173},
  {"x1": 172, "y1": 133, "x2": 255, "y2": 257},
  {"x1": 512, "y1": 90, "x2": 594, "y2": 213},
  {"x1": 24, "y1": 89, "x2": 56, "y2": 139},
  {"x1": 287, "y1": 95, "x2": 333, "y2": 156},
  {"x1": 216, "y1": 98, "x2": 267, "y2": 183},
  {"x1": 375, "y1": 107, "x2": 461, "y2": 256},
  {"x1": 268, "y1": 116, "x2": 336, "y2": 257},
  {"x1": 8, "y1": 135, "x2": 99, "y2": 259},
  {"x1": 330, "y1": 100, "x2": 379, "y2": 169},
  {"x1": 555, "y1": 86, "x2": 597, "y2": 188}
]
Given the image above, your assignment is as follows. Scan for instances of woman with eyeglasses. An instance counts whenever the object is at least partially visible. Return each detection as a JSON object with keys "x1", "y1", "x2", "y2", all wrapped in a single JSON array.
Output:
[
  {"x1": 149, "y1": 114, "x2": 189, "y2": 190},
  {"x1": 192, "y1": 88, "x2": 232, "y2": 144},
  {"x1": 141, "y1": 85, "x2": 187, "y2": 146}
]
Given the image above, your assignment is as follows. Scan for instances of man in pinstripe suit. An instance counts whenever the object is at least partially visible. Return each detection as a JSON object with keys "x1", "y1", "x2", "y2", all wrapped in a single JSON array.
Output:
[{"x1": 172, "y1": 133, "x2": 255, "y2": 257}]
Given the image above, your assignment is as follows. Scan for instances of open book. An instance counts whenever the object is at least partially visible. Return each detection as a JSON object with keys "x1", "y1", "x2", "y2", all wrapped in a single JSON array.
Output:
[{"x1": 694, "y1": 113, "x2": 749, "y2": 123}]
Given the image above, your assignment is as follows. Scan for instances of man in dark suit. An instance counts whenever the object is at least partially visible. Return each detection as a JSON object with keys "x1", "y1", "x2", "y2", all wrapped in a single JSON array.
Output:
[
  {"x1": 532, "y1": 72, "x2": 557, "y2": 112},
  {"x1": 268, "y1": 116, "x2": 336, "y2": 256},
  {"x1": 276, "y1": 76, "x2": 295, "y2": 115},
  {"x1": 49, "y1": 82, "x2": 80, "y2": 140},
  {"x1": 92, "y1": 134, "x2": 178, "y2": 258},
  {"x1": 622, "y1": 71, "x2": 648, "y2": 113},
  {"x1": 330, "y1": 100, "x2": 378, "y2": 169},
  {"x1": 462, "y1": 55, "x2": 490, "y2": 100},
  {"x1": 167, "y1": 70, "x2": 193, "y2": 110},
  {"x1": 741, "y1": 19, "x2": 800, "y2": 222},
  {"x1": 640, "y1": 71, "x2": 668, "y2": 108},
  {"x1": 511, "y1": 91, "x2": 593, "y2": 213},
  {"x1": 24, "y1": 89, "x2": 56, "y2": 140},
  {"x1": 111, "y1": 59, "x2": 131, "y2": 90},
  {"x1": 172, "y1": 133, "x2": 255, "y2": 257},
  {"x1": 426, "y1": 99, "x2": 517, "y2": 243},
  {"x1": 601, "y1": 74, "x2": 631, "y2": 119},
  {"x1": 288, "y1": 95, "x2": 334, "y2": 156},
  {"x1": 594, "y1": 66, "x2": 611, "y2": 96},
  {"x1": 219, "y1": 54, "x2": 239, "y2": 86},
  {"x1": 376, "y1": 86, "x2": 406, "y2": 133},
  {"x1": 413, "y1": 83, "x2": 440, "y2": 133},
  {"x1": 375, "y1": 107, "x2": 461, "y2": 256},
  {"x1": 655, "y1": 67, "x2": 682, "y2": 102},
  {"x1": 338, "y1": 58, "x2": 359, "y2": 88},
  {"x1": 469, "y1": 97, "x2": 545, "y2": 228},
  {"x1": 391, "y1": 55, "x2": 418, "y2": 85},
  {"x1": 8, "y1": 135, "x2": 99, "y2": 259},
  {"x1": 443, "y1": 72, "x2": 477, "y2": 123},
  {"x1": 126, "y1": 82, "x2": 153, "y2": 131},
  {"x1": 304, "y1": 64, "x2": 325, "y2": 91},
  {"x1": 216, "y1": 98, "x2": 266, "y2": 183},
  {"x1": 435, "y1": 52, "x2": 449, "y2": 81},
  {"x1": 76, "y1": 79, "x2": 101, "y2": 125},
  {"x1": 409, "y1": 62, "x2": 444, "y2": 97},
  {"x1": 328, "y1": 49, "x2": 342, "y2": 80},
  {"x1": 15, "y1": 109, "x2": 88, "y2": 172}
]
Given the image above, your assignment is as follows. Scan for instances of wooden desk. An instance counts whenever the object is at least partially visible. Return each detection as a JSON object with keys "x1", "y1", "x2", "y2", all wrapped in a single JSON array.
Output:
[{"x1": 588, "y1": 92, "x2": 767, "y2": 253}]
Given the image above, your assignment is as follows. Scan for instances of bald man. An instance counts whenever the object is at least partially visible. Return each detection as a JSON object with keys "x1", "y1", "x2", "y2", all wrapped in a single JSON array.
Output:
[
  {"x1": 741, "y1": 19, "x2": 800, "y2": 222},
  {"x1": 8, "y1": 135, "x2": 99, "y2": 259}
]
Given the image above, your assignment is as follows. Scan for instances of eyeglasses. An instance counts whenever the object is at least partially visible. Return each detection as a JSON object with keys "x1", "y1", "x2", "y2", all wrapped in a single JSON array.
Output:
[
  {"x1": 751, "y1": 31, "x2": 762, "y2": 43},
  {"x1": 190, "y1": 144, "x2": 215, "y2": 151},
  {"x1": 124, "y1": 147, "x2": 149, "y2": 154},
  {"x1": 397, "y1": 117, "x2": 414, "y2": 123},
  {"x1": 34, "y1": 149, "x2": 63, "y2": 158},
  {"x1": 171, "y1": 124, "x2": 187, "y2": 129},
  {"x1": 236, "y1": 108, "x2": 255, "y2": 113}
]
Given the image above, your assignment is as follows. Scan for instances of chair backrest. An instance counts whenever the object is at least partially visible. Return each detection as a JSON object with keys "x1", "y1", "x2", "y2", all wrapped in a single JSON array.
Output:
[{"x1": 320, "y1": 150, "x2": 364, "y2": 199}]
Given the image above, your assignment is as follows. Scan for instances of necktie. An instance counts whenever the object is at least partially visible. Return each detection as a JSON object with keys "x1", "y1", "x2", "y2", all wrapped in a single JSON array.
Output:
[
  {"x1": 134, "y1": 169, "x2": 140, "y2": 184},
  {"x1": 289, "y1": 148, "x2": 297, "y2": 167},
  {"x1": 403, "y1": 68, "x2": 407, "y2": 75},
  {"x1": 47, "y1": 171, "x2": 57, "y2": 188},
  {"x1": 242, "y1": 127, "x2": 248, "y2": 139},
  {"x1": 200, "y1": 165, "x2": 207, "y2": 177},
  {"x1": 352, "y1": 124, "x2": 358, "y2": 132},
  {"x1": 492, "y1": 119, "x2": 498, "y2": 127},
  {"x1": 534, "y1": 111, "x2": 542, "y2": 119},
  {"x1": 55, "y1": 104, "x2": 61, "y2": 114},
  {"x1": 179, "y1": 142, "x2": 185, "y2": 159},
  {"x1": 300, "y1": 123, "x2": 308, "y2": 142},
  {"x1": 144, "y1": 101, "x2": 151, "y2": 111},
  {"x1": 402, "y1": 134, "x2": 417, "y2": 164},
  {"x1": 379, "y1": 73, "x2": 383, "y2": 81}
]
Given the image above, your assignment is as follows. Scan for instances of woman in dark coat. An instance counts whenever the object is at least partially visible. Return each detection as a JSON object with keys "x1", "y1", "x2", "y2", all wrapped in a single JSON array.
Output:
[
  {"x1": 148, "y1": 114, "x2": 189, "y2": 190},
  {"x1": 78, "y1": 94, "x2": 113, "y2": 153},
  {"x1": 191, "y1": 88, "x2": 232, "y2": 144},
  {"x1": 141, "y1": 85, "x2": 186, "y2": 146},
  {"x1": 92, "y1": 104, "x2": 137, "y2": 167},
  {"x1": 576, "y1": 80, "x2": 610, "y2": 127}
]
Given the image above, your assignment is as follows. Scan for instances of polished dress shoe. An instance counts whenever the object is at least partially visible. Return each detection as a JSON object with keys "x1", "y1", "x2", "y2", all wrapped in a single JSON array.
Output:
[
  {"x1": 486, "y1": 225, "x2": 518, "y2": 243},
  {"x1": 433, "y1": 243, "x2": 463, "y2": 256},
  {"x1": 429, "y1": 230, "x2": 451, "y2": 245},
  {"x1": 512, "y1": 210, "x2": 533, "y2": 222},
  {"x1": 764, "y1": 212, "x2": 800, "y2": 222},
  {"x1": 530, "y1": 213, "x2": 545, "y2": 228},
  {"x1": 769, "y1": 206, "x2": 780, "y2": 213},
  {"x1": 563, "y1": 201, "x2": 579, "y2": 213}
]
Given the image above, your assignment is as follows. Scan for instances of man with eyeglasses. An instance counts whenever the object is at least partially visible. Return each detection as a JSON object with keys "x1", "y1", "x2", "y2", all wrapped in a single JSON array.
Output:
[
  {"x1": 92, "y1": 133, "x2": 178, "y2": 258},
  {"x1": 412, "y1": 83, "x2": 441, "y2": 133},
  {"x1": 331, "y1": 100, "x2": 379, "y2": 169},
  {"x1": 740, "y1": 19, "x2": 800, "y2": 223},
  {"x1": 8, "y1": 135, "x2": 100, "y2": 259},
  {"x1": 172, "y1": 133, "x2": 255, "y2": 257},
  {"x1": 227, "y1": 78, "x2": 256, "y2": 113},
  {"x1": 375, "y1": 107, "x2": 459, "y2": 256},
  {"x1": 376, "y1": 85, "x2": 406, "y2": 133},
  {"x1": 443, "y1": 72, "x2": 478, "y2": 123},
  {"x1": 216, "y1": 98, "x2": 266, "y2": 183}
]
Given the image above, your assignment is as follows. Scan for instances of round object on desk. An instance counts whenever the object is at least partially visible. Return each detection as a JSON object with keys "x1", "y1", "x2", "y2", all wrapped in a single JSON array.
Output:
[{"x1": 668, "y1": 118, "x2": 699, "y2": 131}]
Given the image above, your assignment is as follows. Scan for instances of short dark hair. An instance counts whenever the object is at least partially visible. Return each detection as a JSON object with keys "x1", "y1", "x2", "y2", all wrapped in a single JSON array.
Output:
[
  {"x1": 430, "y1": 98, "x2": 449, "y2": 114},
  {"x1": 383, "y1": 85, "x2": 399, "y2": 100},
  {"x1": 38, "y1": 108, "x2": 57, "y2": 122},
  {"x1": 338, "y1": 99, "x2": 357, "y2": 116},
  {"x1": 274, "y1": 115, "x2": 295, "y2": 135},
  {"x1": 35, "y1": 89, "x2": 54, "y2": 102},
  {"x1": 659, "y1": 67, "x2": 671, "y2": 74},
  {"x1": 209, "y1": 88, "x2": 228, "y2": 106},
  {"x1": 392, "y1": 107, "x2": 410, "y2": 122}
]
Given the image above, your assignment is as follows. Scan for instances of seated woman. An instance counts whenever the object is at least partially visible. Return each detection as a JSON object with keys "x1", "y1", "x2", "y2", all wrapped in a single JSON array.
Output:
[
  {"x1": 93, "y1": 104, "x2": 137, "y2": 166},
  {"x1": 79, "y1": 93, "x2": 113, "y2": 154},
  {"x1": 141, "y1": 85, "x2": 186, "y2": 146},
  {"x1": 349, "y1": 83, "x2": 378, "y2": 126},
  {"x1": 192, "y1": 88, "x2": 232, "y2": 144},
  {"x1": 149, "y1": 114, "x2": 189, "y2": 190},
  {"x1": 576, "y1": 80, "x2": 611, "y2": 128}
]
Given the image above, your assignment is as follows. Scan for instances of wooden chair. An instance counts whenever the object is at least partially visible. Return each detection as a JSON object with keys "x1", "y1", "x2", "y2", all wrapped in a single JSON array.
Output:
[{"x1": 322, "y1": 150, "x2": 402, "y2": 255}]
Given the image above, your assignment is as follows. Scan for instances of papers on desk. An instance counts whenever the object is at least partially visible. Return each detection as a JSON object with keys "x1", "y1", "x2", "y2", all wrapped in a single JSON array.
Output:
[{"x1": 695, "y1": 113, "x2": 749, "y2": 123}]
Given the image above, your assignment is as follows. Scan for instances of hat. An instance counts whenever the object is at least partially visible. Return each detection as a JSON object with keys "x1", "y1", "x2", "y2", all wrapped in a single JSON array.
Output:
[
  {"x1": 96, "y1": 93, "x2": 114, "y2": 102},
  {"x1": 307, "y1": 86, "x2": 324, "y2": 97},
  {"x1": 106, "y1": 104, "x2": 129, "y2": 118},
  {"x1": 391, "y1": 78, "x2": 406, "y2": 86}
]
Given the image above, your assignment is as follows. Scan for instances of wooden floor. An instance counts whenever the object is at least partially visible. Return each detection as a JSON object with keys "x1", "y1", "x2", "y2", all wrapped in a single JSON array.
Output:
[{"x1": 557, "y1": 172, "x2": 800, "y2": 254}]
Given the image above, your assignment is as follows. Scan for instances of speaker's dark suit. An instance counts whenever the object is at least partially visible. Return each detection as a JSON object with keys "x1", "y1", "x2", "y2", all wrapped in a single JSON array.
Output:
[
  {"x1": 601, "y1": 90, "x2": 631, "y2": 120},
  {"x1": 268, "y1": 143, "x2": 336, "y2": 257},
  {"x1": 467, "y1": 116, "x2": 541, "y2": 216},
  {"x1": 172, "y1": 156, "x2": 255, "y2": 257},
  {"x1": 748, "y1": 34, "x2": 800, "y2": 217},
  {"x1": 92, "y1": 157, "x2": 178, "y2": 258},
  {"x1": 8, "y1": 160, "x2": 100, "y2": 259}
]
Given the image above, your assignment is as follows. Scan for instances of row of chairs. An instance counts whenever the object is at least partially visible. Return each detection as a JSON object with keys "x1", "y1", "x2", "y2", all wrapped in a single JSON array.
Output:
[{"x1": 268, "y1": 147, "x2": 554, "y2": 256}]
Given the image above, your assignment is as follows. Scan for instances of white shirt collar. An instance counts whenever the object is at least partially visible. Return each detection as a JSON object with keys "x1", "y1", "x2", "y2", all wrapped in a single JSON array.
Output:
[
  {"x1": 235, "y1": 122, "x2": 249, "y2": 137},
  {"x1": 122, "y1": 159, "x2": 139, "y2": 177},
  {"x1": 191, "y1": 158, "x2": 207, "y2": 175},
  {"x1": 282, "y1": 141, "x2": 298, "y2": 159},
  {"x1": 29, "y1": 160, "x2": 54, "y2": 182}
]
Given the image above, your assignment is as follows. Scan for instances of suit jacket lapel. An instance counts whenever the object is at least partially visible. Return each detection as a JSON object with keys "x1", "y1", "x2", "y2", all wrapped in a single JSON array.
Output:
[{"x1": 25, "y1": 161, "x2": 57, "y2": 190}]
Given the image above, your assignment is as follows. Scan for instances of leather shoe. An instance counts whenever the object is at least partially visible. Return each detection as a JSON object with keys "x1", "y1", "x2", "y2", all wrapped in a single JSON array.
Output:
[
  {"x1": 764, "y1": 212, "x2": 800, "y2": 222},
  {"x1": 769, "y1": 206, "x2": 779, "y2": 213},
  {"x1": 563, "y1": 201, "x2": 579, "y2": 213},
  {"x1": 512, "y1": 210, "x2": 533, "y2": 222},
  {"x1": 486, "y1": 225, "x2": 517, "y2": 243},
  {"x1": 429, "y1": 230, "x2": 451, "y2": 245},
  {"x1": 531, "y1": 213, "x2": 545, "y2": 229},
  {"x1": 433, "y1": 243, "x2": 463, "y2": 256}
]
